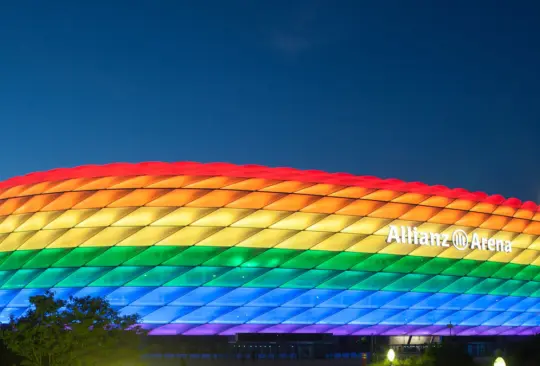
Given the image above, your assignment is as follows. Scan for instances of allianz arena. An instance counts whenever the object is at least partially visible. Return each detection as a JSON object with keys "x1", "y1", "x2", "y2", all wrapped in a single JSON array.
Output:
[{"x1": 0, "y1": 162, "x2": 539, "y2": 337}]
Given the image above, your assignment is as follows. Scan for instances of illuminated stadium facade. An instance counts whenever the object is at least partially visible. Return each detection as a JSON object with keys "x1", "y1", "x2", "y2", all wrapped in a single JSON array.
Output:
[{"x1": 0, "y1": 162, "x2": 539, "y2": 337}]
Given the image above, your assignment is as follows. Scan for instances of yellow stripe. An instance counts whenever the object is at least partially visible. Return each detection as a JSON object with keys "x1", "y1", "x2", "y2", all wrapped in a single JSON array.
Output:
[{"x1": 0, "y1": 184, "x2": 537, "y2": 267}]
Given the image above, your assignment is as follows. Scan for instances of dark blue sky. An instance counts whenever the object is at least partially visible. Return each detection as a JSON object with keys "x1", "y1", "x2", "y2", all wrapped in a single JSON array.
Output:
[{"x1": 1, "y1": 1, "x2": 539, "y2": 200}]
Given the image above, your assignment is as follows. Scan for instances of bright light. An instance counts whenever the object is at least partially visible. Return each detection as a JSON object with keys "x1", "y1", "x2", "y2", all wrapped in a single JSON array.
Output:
[
  {"x1": 494, "y1": 357, "x2": 506, "y2": 366},
  {"x1": 387, "y1": 349, "x2": 396, "y2": 363}
]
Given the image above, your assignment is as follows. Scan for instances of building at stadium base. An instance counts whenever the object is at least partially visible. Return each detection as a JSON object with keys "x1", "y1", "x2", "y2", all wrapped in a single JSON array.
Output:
[{"x1": 0, "y1": 162, "x2": 539, "y2": 338}]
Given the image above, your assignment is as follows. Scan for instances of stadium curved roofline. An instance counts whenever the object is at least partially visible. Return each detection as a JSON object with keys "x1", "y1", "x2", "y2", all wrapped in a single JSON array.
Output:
[
  {"x1": 1, "y1": 161, "x2": 539, "y2": 336},
  {"x1": 1, "y1": 161, "x2": 538, "y2": 212}
]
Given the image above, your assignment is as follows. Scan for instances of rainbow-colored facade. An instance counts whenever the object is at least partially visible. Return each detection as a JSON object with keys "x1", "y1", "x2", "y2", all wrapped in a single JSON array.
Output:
[{"x1": 0, "y1": 162, "x2": 539, "y2": 336}]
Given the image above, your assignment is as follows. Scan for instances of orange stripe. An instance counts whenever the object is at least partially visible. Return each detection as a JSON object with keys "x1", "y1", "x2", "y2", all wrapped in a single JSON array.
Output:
[
  {"x1": 73, "y1": 190, "x2": 130, "y2": 209},
  {"x1": 337, "y1": 200, "x2": 383, "y2": 216},
  {"x1": 146, "y1": 189, "x2": 207, "y2": 207},
  {"x1": 301, "y1": 197, "x2": 352, "y2": 214},
  {"x1": 226, "y1": 192, "x2": 284, "y2": 209},
  {"x1": 13, "y1": 193, "x2": 62, "y2": 214},
  {"x1": 186, "y1": 190, "x2": 248, "y2": 208},
  {"x1": 0, "y1": 197, "x2": 31, "y2": 216},
  {"x1": 108, "y1": 189, "x2": 170, "y2": 207},
  {"x1": 265, "y1": 194, "x2": 319, "y2": 211}
]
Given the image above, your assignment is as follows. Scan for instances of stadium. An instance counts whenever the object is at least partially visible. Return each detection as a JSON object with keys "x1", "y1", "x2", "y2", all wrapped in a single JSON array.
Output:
[{"x1": 0, "y1": 161, "x2": 539, "y2": 339}]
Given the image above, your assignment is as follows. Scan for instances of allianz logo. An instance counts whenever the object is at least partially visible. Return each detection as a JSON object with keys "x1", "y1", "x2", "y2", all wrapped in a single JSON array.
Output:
[{"x1": 386, "y1": 225, "x2": 512, "y2": 253}]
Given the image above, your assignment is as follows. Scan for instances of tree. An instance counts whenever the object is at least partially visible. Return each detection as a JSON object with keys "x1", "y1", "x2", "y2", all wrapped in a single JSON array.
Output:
[
  {"x1": 0, "y1": 290, "x2": 148, "y2": 366},
  {"x1": 0, "y1": 336, "x2": 22, "y2": 365}
]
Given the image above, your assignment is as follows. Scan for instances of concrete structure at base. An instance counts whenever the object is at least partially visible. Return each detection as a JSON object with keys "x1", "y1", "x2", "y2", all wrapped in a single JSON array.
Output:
[{"x1": 0, "y1": 161, "x2": 539, "y2": 336}]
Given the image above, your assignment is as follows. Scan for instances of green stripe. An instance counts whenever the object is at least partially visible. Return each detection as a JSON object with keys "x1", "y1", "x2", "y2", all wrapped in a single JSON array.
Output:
[
  {"x1": 1, "y1": 246, "x2": 540, "y2": 284},
  {"x1": 1, "y1": 265, "x2": 540, "y2": 298},
  {"x1": 10, "y1": 246, "x2": 540, "y2": 280}
]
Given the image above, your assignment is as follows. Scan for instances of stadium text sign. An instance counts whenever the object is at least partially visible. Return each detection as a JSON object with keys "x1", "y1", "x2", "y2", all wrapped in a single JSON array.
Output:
[{"x1": 386, "y1": 225, "x2": 512, "y2": 253}]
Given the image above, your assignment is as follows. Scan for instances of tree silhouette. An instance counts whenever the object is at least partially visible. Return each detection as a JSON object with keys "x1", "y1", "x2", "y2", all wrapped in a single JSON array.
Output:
[{"x1": 0, "y1": 290, "x2": 147, "y2": 366}]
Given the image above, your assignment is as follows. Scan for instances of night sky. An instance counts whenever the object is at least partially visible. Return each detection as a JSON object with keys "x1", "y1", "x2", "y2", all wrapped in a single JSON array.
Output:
[{"x1": 1, "y1": 1, "x2": 539, "y2": 201}]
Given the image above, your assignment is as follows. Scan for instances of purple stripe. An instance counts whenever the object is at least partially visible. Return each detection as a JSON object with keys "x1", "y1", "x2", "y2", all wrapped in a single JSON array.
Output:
[
  {"x1": 326, "y1": 325, "x2": 366, "y2": 335},
  {"x1": 260, "y1": 324, "x2": 303, "y2": 333},
  {"x1": 149, "y1": 323, "x2": 197, "y2": 335},
  {"x1": 294, "y1": 324, "x2": 335, "y2": 333},
  {"x1": 142, "y1": 323, "x2": 540, "y2": 336},
  {"x1": 219, "y1": 324, "x2": 269, "y2": 335},
  {"x1": 184, "y1": 324, "x2": 233, "y2": 335},
  {"x1": 352, "y1": 325, "x2": 394, "y2": 335}
]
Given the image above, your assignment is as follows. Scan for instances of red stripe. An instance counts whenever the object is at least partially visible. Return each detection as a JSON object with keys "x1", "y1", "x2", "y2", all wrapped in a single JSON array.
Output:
[{"x1": 0, "y1": 162, "x2": 537, "y2": 212}]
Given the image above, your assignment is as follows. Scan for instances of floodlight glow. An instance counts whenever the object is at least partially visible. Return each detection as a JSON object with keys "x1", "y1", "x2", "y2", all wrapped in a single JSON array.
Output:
[{"x1": 387, "y1": 349, "x2": 396, "y2": 363}]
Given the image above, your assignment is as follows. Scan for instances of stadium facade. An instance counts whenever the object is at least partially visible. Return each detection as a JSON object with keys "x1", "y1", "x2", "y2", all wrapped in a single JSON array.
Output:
[{"x1": 0, "y1": 162, "x2": 539, "y2": 337}]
